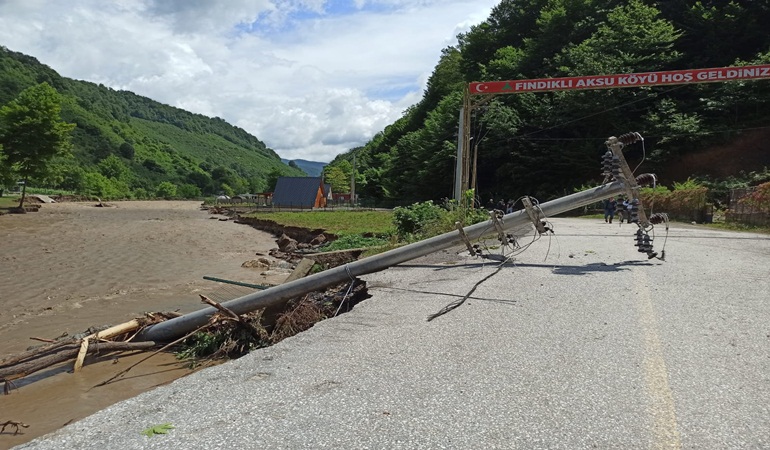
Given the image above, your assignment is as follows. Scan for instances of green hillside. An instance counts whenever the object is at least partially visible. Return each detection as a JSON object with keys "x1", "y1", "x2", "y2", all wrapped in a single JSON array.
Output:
[
  {"x1": 327, "y1": 0, "x2": 770, "y2": 206},
  {"x1": 0, "y1": 46, "x2": 304, "y2": 199}
]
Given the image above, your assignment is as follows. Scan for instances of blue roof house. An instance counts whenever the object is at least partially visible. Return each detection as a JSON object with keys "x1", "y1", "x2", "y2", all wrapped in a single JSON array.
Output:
[{"x1": 272, "y1": 177, "x2": 327, "y2": 209}]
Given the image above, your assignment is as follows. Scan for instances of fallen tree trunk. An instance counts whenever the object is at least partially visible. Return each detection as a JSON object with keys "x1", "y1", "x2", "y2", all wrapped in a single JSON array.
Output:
[
  {"x1": 74, "y1": 319, "x2": 141, "y2": 372},
  {"x1": 0, "y1": 339, "x2": 78, "y2": 368},
  {"x1": 1, "y1": 341, "x2": 156, "y2": 383}
]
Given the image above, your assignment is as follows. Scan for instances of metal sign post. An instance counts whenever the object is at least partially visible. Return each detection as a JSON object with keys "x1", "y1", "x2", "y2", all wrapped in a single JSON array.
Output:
[{"x1": 455, "y1": 64, "x2": 770, "y2": 201}]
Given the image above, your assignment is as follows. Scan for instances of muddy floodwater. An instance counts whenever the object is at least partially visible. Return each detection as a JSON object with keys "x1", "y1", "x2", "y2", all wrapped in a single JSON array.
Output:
[{"x1": 0, "y1": 201, "x2": 285, "y2": 447}]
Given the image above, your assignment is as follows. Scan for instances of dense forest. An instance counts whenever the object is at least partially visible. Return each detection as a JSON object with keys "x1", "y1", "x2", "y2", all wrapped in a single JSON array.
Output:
[
  {"x1": 3, "y1": 0, "x2": 770, "y2": 204},
  {"x1": 327, "y1": 0, "x2": 770, "y2": 206},
  {"x1": 0, "y1": 46, "x2": 304, "y2": 199}
]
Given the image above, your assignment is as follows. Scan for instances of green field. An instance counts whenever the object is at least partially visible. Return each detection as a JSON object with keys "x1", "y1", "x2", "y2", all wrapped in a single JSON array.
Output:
[
  {"x1": 0, "y1": 195, "x2": 20, "y2": 209},
  {"x1": 241, "y1": 210, "x2": 394, "y2": 236}
]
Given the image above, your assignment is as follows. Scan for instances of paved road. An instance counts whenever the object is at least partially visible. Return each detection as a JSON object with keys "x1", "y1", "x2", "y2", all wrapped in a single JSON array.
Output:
[{"x1": 15, "y1": 218, "x2": 770, "y2": 449}]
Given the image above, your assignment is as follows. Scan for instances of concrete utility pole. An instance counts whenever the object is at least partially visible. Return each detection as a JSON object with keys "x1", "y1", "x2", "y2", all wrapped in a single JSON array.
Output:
[
  {"x1": 137, "y1": 179, "x2": 629, "y2": 343},
  {"x1": 351, "y1": 155, "x2": 356, "y2": 206},
  {"x1": 454, "y1": 106, "x2": 465, "y2": 201}
]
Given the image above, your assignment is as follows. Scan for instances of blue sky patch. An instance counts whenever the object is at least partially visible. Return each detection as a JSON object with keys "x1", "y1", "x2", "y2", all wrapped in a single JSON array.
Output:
[
  {"x1": 365, "y1": 77, "x2": 420, "y2": 101},
  {"x1": 238, "y1": 1, "x2": 396, "y2": 39}
]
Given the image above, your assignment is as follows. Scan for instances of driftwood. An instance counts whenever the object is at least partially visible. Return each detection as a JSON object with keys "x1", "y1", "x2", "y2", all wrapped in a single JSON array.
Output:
[
  {"x1": 74, "y1": 319, "x2": 141, "y2": 372},
  {"x1": 200, "y1": 294, "x2": 265, "y2": 342},
  {"x1": 1, "y1": 420, "x2": 30, "y2": 435},
  {"x1": 200, "y1": 294, "x2": 242, "y2": 322},
  {"x1": 1, "y1": 341, "x2": 156, "y2": 384},
  {"x1": 0, "y1": 339, "x2": 78, "y2": 368},
  {"x1": 94, "y1": 324, "x2": 210, "y2": 387}
]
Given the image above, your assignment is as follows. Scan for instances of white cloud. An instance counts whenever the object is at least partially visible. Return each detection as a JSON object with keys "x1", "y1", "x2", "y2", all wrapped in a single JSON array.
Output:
[{"x1": 0, "y1": 0, "x2": 496, "y2": 162}]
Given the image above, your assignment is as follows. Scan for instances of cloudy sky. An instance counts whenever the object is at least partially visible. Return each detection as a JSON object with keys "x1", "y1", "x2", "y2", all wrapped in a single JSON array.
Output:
[{"x1": 0, "y1": 0, "x2": 498, "y2": 162}]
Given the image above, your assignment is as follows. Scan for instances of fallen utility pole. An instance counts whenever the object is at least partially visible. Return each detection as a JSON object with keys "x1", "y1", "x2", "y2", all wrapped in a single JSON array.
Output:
[{"x1": 136, "y1": 180, "x2": 627, "y2": 343}]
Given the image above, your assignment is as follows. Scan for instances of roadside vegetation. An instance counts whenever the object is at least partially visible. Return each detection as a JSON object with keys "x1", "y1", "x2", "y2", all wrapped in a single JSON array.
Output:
[
  {"x1": 243, "y1": 210, "x2": 394, "y2": 235},
  {"x1": 577, "y1": 170, "x2": 770, "y2": 231},
  {"x1": 239, "y1": 194, "x2": 490, "y2": 255},
  {"x1": 0, "y1": 194, "x2": 18, "y2": 209}
]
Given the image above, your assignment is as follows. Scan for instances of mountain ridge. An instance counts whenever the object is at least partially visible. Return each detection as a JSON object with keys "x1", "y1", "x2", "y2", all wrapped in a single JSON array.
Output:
[
  {"x1": 0, "y1": 45, "x2": 305, "y2": 198},
  {"x1": 281, "y1": 158, "x2": 328, "y2": 177}
]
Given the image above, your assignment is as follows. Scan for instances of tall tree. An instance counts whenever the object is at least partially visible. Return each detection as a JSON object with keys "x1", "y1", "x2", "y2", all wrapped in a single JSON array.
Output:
[
  {"x1": 0, "y1": 82, "x2": 75, "y2": 207},
  {"x1": 324, "y1": 165, "x2": 350, "y2": 194}
]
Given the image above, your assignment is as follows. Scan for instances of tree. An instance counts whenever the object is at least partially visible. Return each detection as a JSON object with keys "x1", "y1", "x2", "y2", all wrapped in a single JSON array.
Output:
[
  {"x1": 0, "y1": 143, "x2": 13, "y2": 196},
  {"x1": 155, "y1": 181, "x2": 177, "y2": 199},
  {"x1": 0, "y1": 82, "x2": 75, "y2": 207},
  {"x1": 97, "y1": 154, "x2": 131, "y2": 181},
  {"x1": 324, "y1": 165, "x2": 350, "y2": 194},
  {"x1": 176, "y1": 183, "x2": 201, "y2": 199},
  {"x1": 265, "y1": 167, "x2": 283, "y2": 192},
  {"x1": 119, "y1": 142, "x2": 135, "y2": 159}
]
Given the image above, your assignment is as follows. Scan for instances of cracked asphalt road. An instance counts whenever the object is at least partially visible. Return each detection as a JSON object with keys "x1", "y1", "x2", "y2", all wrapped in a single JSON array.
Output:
[{"x1": 14, "y1": 218, "x2": 770, "y2": 450}]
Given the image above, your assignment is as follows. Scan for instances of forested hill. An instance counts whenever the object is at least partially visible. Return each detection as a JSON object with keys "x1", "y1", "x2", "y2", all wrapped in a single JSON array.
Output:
[
  {"x1": 0, "y1": 46, "x2": 304, "y2": 198},
  {"x1": 328, "y1": 0, "x2": 770, "y2": 206}
]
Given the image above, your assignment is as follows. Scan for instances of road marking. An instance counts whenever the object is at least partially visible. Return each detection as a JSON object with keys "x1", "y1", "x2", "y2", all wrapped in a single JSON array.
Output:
[{"x1": 634, "y1": 269, "x2": 682, "y2": 449}]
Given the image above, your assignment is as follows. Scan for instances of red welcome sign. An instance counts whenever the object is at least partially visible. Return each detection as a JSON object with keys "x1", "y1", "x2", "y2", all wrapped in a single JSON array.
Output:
[{"x1": 469, "y1": 65, "x2": 770, "y2": 94}]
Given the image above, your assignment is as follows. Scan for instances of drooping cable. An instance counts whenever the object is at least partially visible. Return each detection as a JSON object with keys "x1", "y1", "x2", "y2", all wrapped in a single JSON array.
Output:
[
  {"x1": 334, "y1": 264, "x2": 357, "y2": 317},
  {"x1": 427, "y1": 265, "x2": 505, "y2": 321}
]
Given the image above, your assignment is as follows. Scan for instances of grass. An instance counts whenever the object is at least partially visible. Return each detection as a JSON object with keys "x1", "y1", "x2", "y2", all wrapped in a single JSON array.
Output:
[
  {"x1": 0, "y1": 195, "x2": 20, "y2": 209},
  {"x1": 25, "y1": 187, "x2": 75, "y2": 196},
  {"x1": 241, "y1": 210, "x2": 395, "y2": 236}
]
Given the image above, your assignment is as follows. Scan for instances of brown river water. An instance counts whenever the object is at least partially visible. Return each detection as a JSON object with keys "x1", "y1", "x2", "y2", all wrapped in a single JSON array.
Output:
[{"x1": 0, "y1": 200, "x2": 285, "y2": 447}]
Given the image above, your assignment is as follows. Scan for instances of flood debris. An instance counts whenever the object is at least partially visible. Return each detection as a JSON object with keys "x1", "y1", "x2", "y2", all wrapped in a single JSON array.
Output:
[
  {"x1": 0, "y1": 420, "x2": 30, "y2": 435},
  {"x1": 0, "y1": 312, "x2": 179, "y2": 394},
  {"x1": 174, "y1": 282, "x2": 369, "y2": 365},
  {"x1": 0, "y1": 277, "x2": 370, "y2": 396}
]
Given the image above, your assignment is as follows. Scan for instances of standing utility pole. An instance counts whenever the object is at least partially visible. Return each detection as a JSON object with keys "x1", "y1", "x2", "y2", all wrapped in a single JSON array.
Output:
[
  {"x1": 454, "y1": 87, "x2": 472, "y2": 202},
  {"x1": 455, "y1": 88, "x2": 495, "y2": 203},
  {"x1": 351, "y1": 155, "x2": 356, "y2": 206}
]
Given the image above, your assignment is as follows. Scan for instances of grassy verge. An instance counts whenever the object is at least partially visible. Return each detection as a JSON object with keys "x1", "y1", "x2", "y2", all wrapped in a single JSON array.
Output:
[
  {"x1": 241, "y1": 210, "x2": 395, "y2": 236},
  {"x1": 0, "y1": 195, "x2": 20, "y2": 210},
  {"x1": 239, "y1": 210, "x2": 397, "y2": 254}
]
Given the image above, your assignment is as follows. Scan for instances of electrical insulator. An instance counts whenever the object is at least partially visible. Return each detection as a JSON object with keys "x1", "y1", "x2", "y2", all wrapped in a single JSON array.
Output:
[
  {"x1": 630, "y1": 199, "x2": 639, "y2": 223},
  {"x1": 602, "y1": 151, "x2": 613, "y2": 176},
  {"x1": 611, "y1": 156, "x2": 621, "y2": 179},
  {"x1": 618, "y1": 131, "x2": 643, "y2": 146},
  {"x1": 635, "y1": 173, "x2": 658, "y2": 187},
  {"x1": 649, "y1": 213, "x2": 669, "y2": 225},
  {"x1": 643, "y1": 235, "x2": 653, "y2": 252},
  {"x1": 637, "y1": 234, "x2": 653, "y2": 254},
  {"x1": 634, "y1": 229, "x2": 644, "y2": 248}
]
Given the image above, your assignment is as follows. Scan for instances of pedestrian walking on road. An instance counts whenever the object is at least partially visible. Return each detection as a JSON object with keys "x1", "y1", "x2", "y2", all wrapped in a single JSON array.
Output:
[
  {"x1": 619, "y1": 197, "x2": 631, "y2": 223},
  {"x1": 603, "y1": 197, "x2": 617, "y2": 223}
]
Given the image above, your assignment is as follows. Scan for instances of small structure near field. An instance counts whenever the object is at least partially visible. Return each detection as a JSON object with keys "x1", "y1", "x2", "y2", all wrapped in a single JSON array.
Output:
[{"x1": 272, "y1": 177, "x2": 327, "y2": 209}]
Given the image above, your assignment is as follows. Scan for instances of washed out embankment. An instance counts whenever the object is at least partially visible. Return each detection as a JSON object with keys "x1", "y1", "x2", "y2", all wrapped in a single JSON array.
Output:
[{"x1": 0, "y1": 200, "x2": 373, "y2": 447}]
